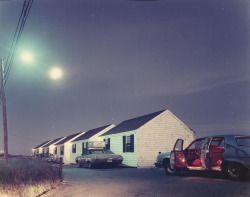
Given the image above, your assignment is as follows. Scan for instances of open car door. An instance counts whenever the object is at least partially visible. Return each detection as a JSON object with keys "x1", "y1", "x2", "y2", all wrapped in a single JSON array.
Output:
[
  {"x1": 201, "y1": 137, "x2": 212, "y2": 170},
  {"x1": 170, "y1": 139, "x2": 186, "y2": 168}
]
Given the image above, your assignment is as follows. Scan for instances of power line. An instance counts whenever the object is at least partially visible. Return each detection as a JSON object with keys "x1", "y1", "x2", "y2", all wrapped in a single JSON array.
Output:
[
  {"x1": 4, "y1": 0, "x2": 34, "y2": 86},
  {"x1": 8, "y1": 132, "x2": 43, "y2": 142}
]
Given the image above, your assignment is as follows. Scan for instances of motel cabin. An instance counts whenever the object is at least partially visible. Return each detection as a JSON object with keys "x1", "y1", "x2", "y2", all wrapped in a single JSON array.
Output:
[{"x1": 101, "y1": 109, "x2": 195, "y2": 168}]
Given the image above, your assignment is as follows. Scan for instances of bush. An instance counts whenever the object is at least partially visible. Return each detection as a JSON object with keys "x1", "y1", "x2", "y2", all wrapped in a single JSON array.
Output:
[{"x1": 0, "y1": 158, "x2": 61, "y2": 186}]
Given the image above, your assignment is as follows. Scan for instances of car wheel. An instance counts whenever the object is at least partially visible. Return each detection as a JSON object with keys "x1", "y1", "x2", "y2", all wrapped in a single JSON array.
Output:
[
  {"x1": 164, "y1": 162, "x2": 177, "y2": 175},
  {"x1": 88, "y1": 162, "x2": 92, "y2": 169},
  {"x1": 226, "y1": 162, "x2": 246, "y2": 180},
  {"x1": 77, "y1": 162, "x2": 83, "y2": 168}
]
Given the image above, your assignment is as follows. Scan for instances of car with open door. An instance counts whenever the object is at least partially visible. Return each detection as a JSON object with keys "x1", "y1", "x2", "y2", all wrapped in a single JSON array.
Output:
[{"x1": 166, "y1": 135, "x2": 250, "y2": 180}]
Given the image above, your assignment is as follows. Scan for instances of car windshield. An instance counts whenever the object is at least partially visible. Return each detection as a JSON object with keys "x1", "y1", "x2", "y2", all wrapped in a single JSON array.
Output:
[
  {"x1": 89, "y1": 150, "x2": 104, "y2": 154},
  {"x1": 235, "y1": 137, "x2": 250, "y2": 146},
  {"x1": 88, "y1": 149, "x2": 114, "y2": 154},
  {"x1": 104, "y1": 150, "x2": 114, "y2": 154}
]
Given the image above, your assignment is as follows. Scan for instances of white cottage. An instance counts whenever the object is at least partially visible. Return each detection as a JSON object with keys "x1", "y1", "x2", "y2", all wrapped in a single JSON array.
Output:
[
  {"x1": 32, "y1": 140, "x2": 52, "y2": 155},
  {"x1": 101, "y1": 109, "x2": 195, "y2": 168},
  {"x1": 53, "y1": 132, "x2": 85, "y2": 164},
  {"x1": 41, "y1": 137, "x2": 65, "y2": 155},
  {"x1": 70, "y1": 124, "x2": 115, "y2": 164}
]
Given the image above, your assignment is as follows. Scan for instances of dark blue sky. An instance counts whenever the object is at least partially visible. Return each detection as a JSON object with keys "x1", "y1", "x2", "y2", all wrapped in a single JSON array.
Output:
[{"x1": 0, "y1": 0, "x2": 249, "y2": 155}]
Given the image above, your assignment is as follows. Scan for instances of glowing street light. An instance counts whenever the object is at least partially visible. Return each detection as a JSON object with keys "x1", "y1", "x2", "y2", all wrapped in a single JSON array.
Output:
[
  {"x1": 20, "y1": 51, "x2": 33, "y2": 63},
  {"x1": 49, "y1": 67, "x2": 63, "y2": 80}
]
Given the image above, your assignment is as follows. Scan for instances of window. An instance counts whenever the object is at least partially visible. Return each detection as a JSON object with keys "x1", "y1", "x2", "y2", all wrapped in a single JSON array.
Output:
[
  {"x1": 104, "y1": 138, "x2": 110, "y2": 150},
  {"x1": 47, "y1": 147, "x2": 49, "y2": 153},
  {"x1": 54, "y1": 147, "x2": 57, "y2": 154},
  {"x1": 235, "y1": 137, "x2": 250, "y2": 146},
  {"x1": 123, "y1": 135, "x2": 134, "y2": 153},
  {"x1": 60, "y1": 145, "x2": 64, "y2": 155},
  {"x1": 72, "y1": 144, "x2": 76, "y2": 153}
]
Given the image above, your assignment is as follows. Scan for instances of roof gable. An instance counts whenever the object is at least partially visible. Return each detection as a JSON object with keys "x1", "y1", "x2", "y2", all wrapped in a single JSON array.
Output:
[
  {"x1": 55, "y1": 132, "x2": 82, "y2": 145},
  {"x1": 72, "y1": 124, "x2": 111, "y2": 142},
  {"x1": 43, "y1": 137, "x2": 65, "y2": 147},
  {"x1": 101, "y1": 110, "x2": 165, "y2": 136},
  {"x1": 33, "y1": 140, "x2": 51, "y2": 149}
]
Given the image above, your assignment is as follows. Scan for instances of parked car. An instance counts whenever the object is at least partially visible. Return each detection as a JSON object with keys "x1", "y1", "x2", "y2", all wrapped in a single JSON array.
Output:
[
  {"x1": 76, "y1": 149, "x2": 123, "y2": 169},
  {"x1": 155, "y1": 152, "x2": 170, "y2": 168},
  {"x1": 33, "y1": 153, "x2": 57, "y2": 162},
  {"x1": 165, "y1": 135, "x2": 250, "y2": 180}
]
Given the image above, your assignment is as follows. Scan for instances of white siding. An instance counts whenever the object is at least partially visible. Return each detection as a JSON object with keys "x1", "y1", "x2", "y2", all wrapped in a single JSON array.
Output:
[
  {"x1": 70, "y1": 140, "x2": 88, "y2": 163},
  {"x1": 137, "y1": 110, "x2": 195, "y2": 168},
  {"x1": 53, "y1": 132, "x2": 85, "y2": 164},
  {"x1": 48, "y1": 137, "x2": 66, "y2": 155},
  {"x1": 102, "y1": 130, "x2": 137, "y2": 167}
]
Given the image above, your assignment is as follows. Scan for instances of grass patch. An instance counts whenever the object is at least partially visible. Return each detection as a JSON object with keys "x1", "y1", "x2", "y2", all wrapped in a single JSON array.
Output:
[{"x1": 0, "y1": 158, "x2": 61, "y2": 197}]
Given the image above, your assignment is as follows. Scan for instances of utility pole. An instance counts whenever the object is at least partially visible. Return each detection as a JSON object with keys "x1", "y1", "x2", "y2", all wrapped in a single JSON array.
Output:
[{"x1": 0, "y1": 58, "x2": 8, "y2": 164}]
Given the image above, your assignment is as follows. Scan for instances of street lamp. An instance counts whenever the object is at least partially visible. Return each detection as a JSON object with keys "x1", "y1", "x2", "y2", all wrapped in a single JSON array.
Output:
[
  {"x1": 20, "y1": 51, "x2": 33, "y2": 63},
  {"x1": 49, "y1": 67, "x2": 63, "y2": 80}
]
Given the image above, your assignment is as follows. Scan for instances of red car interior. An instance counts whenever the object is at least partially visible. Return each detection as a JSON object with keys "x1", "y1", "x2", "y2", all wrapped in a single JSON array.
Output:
[{"x1": 209, "y1": 144, "x2": 225, "y2": 167}]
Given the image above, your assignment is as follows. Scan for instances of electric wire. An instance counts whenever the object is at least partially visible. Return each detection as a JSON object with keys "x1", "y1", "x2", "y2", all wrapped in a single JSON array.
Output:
[
  {"x1": 8, "y1": 132, "x2": 43, "y2": 142},
  {"x1": 4, "y1": 0, "x2": 34, "y2": 86}
]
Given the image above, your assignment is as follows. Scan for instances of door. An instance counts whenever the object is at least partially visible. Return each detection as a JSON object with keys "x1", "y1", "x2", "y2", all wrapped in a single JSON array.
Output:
[
  {"x1": 170, "y1": 139, "x2": 186, "y2": 168},
  {"x1": 201, "y1": 137, "x2": 212, "y2": 170}
]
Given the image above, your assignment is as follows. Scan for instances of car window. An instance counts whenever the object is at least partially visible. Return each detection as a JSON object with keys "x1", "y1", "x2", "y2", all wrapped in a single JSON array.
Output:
[
  {"x1": 89, "y1": 150, "x2": 104, "y2": 154},
  {"x1": 104, "y1": 150, "x2": 114, "y2": 154},
  {"x1": 235, "y1": 137, "x2": 250, "y2": 146},
  {"x1": 188, "y1": 140, "x2": 203, "y2": 149},
  {"x1": 211, "y1": 138, "x2": 224, "y2": 147}
]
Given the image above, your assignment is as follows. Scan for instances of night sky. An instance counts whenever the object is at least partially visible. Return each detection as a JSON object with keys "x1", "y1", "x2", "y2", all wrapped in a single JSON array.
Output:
[{"x1": 0, "y1": 0, "x2": 249, "y2": 155}]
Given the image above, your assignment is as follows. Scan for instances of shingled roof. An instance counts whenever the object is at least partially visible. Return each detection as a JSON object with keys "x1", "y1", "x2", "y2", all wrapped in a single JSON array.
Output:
[
  {"x1": 54, "y1": 132, "x2": 82, "y2": 145},
  {"x1": 33, "y1": 140, "x2": 51, "y2": 149},
  {"x1": 101, "y1": 109, "x2": 165, "y2": 136},
  {"x1": 72, "y1": 125, "x2": 111, "y2": 142},
  {"x1": 43, "y1": 137, "x2": 65, "y2": 147}
]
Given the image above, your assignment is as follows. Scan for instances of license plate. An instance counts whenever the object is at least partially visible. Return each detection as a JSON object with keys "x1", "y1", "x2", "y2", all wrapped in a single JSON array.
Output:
[{"x1": 107, "y1": 159, "x2": 112, "y2": 162}]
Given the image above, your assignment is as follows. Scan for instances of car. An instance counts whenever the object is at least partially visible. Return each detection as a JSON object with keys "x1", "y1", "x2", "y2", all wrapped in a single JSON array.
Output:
[
  {"x1": 165, "y1": 135, "x2": 250, "y2": 180},
  {"x1": 154, "y1": 151, "x2": 170, "y2": 168},
  {"x1": 76, "y1": 149, "x2": 123, "y2": 169},
  {"x1": 33, "y1": 153, "x2": 57, "y2": 162}
]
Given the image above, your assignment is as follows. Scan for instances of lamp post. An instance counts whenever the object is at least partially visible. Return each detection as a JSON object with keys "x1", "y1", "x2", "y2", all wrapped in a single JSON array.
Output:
[{"x1": 0, "y1": 58, "x2": 8, "y2": 164}]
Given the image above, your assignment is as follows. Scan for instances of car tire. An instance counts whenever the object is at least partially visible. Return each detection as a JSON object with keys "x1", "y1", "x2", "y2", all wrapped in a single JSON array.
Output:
[
  {"x1": 88, "y1": 162, "x2": 92, "y2": 169},
  {"x1": 77, "y1": 162, "x2": 83, "y2": 168},
  {"x1": 164, "y1": 162, "x2": 177, "y2": 175},
  {"x1": 226, "y1": 162, "x2": 246, "y2": 180}
]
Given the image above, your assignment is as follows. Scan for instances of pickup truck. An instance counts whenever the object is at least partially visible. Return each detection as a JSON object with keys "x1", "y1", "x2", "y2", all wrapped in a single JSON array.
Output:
[{"x1": 155, "y1": 151, "x2": 170, "y2": 169}]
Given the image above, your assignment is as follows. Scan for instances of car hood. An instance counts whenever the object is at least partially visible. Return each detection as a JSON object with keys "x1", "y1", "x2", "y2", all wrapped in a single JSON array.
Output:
[
  {"x1": 157, "y1": 152, "x2": 170, "y2": 161},
  {"x1": 95, "y1": 154, "x2": 123, "y2": 160}
]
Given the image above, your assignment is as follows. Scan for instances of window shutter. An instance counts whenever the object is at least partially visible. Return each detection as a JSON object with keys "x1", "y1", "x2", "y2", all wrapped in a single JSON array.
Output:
[
  {"x1": 108, "y1": 138, "x2": 110, "y2": 150},
  {"x1": 123, "y1": 136, "x2": 126, "y2": 152},
  {"x1": 72, "y1": 144, "x2": 74, "y2": 153},
  {"x1": 82, "y1": 143, "x2": 85, "y2": 155},
  {"x1": 131, "y1": 135, "x2": 134, "y2": 152}
]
